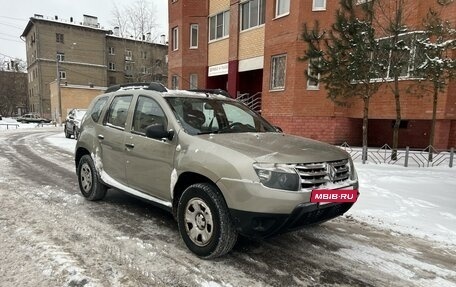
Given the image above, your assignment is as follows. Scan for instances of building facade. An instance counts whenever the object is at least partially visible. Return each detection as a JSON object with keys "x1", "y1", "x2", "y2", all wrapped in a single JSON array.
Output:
[
  {"x1": 168, "y1": 0, "x2": 456, "y2": 149},
  {"x1": 21, "y1": 14, "x2": 168, "y2": 119}
]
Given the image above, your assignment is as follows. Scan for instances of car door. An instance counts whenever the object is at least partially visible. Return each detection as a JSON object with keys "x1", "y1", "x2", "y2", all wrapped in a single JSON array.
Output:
[
  {"x1": 124, "y1": 95, "x2": 176, "y2": 201},
  {"x1": 98, "y1": 94, "x2": 133, "y2": 186}
]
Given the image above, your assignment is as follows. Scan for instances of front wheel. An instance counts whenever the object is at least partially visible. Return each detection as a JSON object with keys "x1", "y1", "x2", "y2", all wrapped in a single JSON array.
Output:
[
  {"x1": 77, "y1": 155, "x2": 107, "y2": 201},
  {"x1": 177, "y1": 183, "x2": 238, "y2": 259}
]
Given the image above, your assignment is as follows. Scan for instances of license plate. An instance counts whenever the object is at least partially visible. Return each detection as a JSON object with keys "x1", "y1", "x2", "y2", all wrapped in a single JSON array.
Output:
[{"x1": 311, "y1": 189, "x2": 359, "y2": 203}]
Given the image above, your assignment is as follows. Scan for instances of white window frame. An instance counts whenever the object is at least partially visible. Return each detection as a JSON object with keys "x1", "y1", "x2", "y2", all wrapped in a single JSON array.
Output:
[
  {"x1": 172, "y1": 26, "x2": 179, "y2": 51},
  {"x1": 190, "y1": 24, "x2": 199, "y2": 48},
  {"x1": 189, "y1": 73, "x2": 198, "y2": 89},
  {"x1": 275, "y1": 0, "x2": 290, "y2": 18},
  {"x1": 241, "y1": 0, "x2": 266, "y2": 31},
  {"x1": 270, "y1": 54, "x2": 287, "y2": 90},
  {"x1": 108, "y1": 62, "x2": 116, "y2": 71},
  {"x1": 59, "y1": 71, "x2": 66, "y2": 79},
  {"x1": 171, "y1": 75, "x2": 179, "y2": 89},
  {"x1": 56, "y1": 52, "x2": 65, "y2": 62},
  {"x1": 209, "y1": 11, "x2": 230, "y2": 41},
  {"x1": 108, "y1": 47, "x2": 115, "y2": 55},
  {"x1": 312, "y1": 0, "x2": 326, "y2": 11},
  {"x1": 307, "y1": 61, "x2": 320, "y2": 90}
]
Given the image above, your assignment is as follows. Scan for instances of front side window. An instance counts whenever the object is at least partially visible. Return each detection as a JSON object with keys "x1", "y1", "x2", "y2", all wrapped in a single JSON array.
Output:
[
  {"x1": 313, "y1": 0, "x2": 326, "y2": 11},
  {"x1": 132, "y1": 96, "x2": 167, "y2": 134},
  {"x1": 172, "y1": 26, "x2": 179, "y2": 51},
  {"x1": 270, "y1": 54, "x2": 287, "y2": 90},
  {"x1": 209, "y1": 11, "x2": 229, "y2": 41},
  {"x1": 275, "y1": 0, "x2": 290, "y2": 17},
  {"x1": 241, "y1": 0, "x2": 265, "y2": 30},
  {"x1": 190, "y1": 24, "x2": 198, "y2": 48},
  {"x1": 105, "y1": 95, "x2": 133, "y2": 129}
]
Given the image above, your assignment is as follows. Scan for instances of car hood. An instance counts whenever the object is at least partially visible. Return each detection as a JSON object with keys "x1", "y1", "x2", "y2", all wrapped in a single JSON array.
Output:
[{"x1": 197, "y1": 133, "x2": 349, "y2": 164}]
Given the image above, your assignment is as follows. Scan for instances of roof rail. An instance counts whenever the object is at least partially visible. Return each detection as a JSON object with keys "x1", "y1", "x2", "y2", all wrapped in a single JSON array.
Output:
[
  {"x1": 106, "y1": 82, "x2": 168, "y2": 93},
  {"x1": 188, "y1": 88, "x2": 231, "y2": 98}
]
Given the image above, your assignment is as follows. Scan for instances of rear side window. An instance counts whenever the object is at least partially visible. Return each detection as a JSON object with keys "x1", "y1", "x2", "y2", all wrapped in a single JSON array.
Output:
[
  {"x1": 132, "y1": 96, "x2": 167, "y2": 134},
  {"x1": 91, "y1": 97, "x2": 108, "y2": 122},
  {"x1": 105, "y1": 95, "x2": 133, "y2": 129}
]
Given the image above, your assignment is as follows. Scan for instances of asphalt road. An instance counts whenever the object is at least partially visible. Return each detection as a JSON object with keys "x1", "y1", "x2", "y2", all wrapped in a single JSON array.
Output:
[{"x1": 0, "y1": 128, "x2": 455, "y2": 287}]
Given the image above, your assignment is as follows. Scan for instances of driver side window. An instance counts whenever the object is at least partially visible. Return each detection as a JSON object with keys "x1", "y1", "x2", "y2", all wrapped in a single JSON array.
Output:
[{"x1": 132, "y1": 96, "x2": 167, "y2": 135}]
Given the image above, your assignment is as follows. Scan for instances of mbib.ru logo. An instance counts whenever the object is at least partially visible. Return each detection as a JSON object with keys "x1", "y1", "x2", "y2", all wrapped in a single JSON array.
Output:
[{"x1": 310, "y1": 190, "x2": 359, "y2": 203}]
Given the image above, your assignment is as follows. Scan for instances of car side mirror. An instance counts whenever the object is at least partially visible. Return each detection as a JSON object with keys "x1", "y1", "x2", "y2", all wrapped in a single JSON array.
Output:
[
  {"x1": 145, "y1": 124, "x2": 174, "y2": 141},
  {"x1": 274, "y1": 126, "x2": 283, "y2": 133}
]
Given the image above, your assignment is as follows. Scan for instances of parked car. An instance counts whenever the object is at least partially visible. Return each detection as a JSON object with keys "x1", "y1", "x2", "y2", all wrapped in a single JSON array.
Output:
[
  {"x1": 75, "y1": 82, "x2": 359, "y2": 258},
  {"x1": 64, "y1": 109, "x2": 87, "y2": 139},
  {"x1": 17, "y1": 113, "x2": 51, "y2": 124}
]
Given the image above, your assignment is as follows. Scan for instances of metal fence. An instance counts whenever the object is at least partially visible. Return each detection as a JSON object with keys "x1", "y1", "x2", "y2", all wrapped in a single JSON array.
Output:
[{"x1": 339, "y1": 143, "x2": 455, "y2": 168}]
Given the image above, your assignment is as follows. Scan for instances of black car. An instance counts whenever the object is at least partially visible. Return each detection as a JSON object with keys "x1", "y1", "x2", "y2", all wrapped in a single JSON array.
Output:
[{"x1": 64, "y1": 109, "x2": 87, "y2": 139}]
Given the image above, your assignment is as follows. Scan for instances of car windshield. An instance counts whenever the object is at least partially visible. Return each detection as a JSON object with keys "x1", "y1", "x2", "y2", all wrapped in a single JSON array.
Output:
[{"x1": 165, "y1": 97, "x2": 277, "y2": 135}]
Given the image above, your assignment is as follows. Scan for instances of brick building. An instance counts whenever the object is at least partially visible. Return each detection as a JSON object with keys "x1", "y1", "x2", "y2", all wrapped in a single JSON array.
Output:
[
  {"x1": 21, "y1": 14, "x2": 168, "y2": 120},
  {"x1": 168, "y1": 0, "x2": 456, "y2": 149}
]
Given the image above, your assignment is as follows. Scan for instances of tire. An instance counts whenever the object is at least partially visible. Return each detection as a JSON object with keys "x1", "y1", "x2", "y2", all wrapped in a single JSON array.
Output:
[
  {"x1": 64, "y1": 125, "x2": 71, "y2": 138},
  {"x1": 77, "y1": 155, "x2": 107, "y2": 201},
  {"x1": 177, "y1": 183, "x2": 238, "y2": 259}
]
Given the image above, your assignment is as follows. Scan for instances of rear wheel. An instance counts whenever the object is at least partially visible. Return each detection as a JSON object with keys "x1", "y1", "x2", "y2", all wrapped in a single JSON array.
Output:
[
  {"x1": 177, "y1": 183, "x2": 237, "y2": 259},
  {"x1": 77, "y1": 155, "x2": 107, "y2": 201}
]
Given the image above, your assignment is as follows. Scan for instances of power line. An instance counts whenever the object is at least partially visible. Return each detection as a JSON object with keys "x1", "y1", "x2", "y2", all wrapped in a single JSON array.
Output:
[
  {"x1": 0, "y1": 37, "x2": 23, "y2": 43},
  {"x1": 0, "y1": 22, "x2": 22, "y2": 29},
  {"x1": 0, "y1": 15, "x2": 28, "y2": 22},
  {"x1": 0, "y1": 31, "x2": 20, "y2": 39}
]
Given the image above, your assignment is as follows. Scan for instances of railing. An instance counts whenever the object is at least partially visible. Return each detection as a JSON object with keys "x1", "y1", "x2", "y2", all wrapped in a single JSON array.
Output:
[
  {"x1": 237, "y1": 92, "x2": 262, "y2": 113},
  {"x1": 0, "y1": 123, "x2": 20, "y2": 130},
  {"x1": 340, "y1": 142, "x2": 454, "y2": 168}
]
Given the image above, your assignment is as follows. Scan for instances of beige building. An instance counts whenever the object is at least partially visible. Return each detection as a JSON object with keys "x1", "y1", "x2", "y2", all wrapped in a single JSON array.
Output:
[
  {"x1": 50, "y1": 81, "x2": 105, "y2": 120},
  {"x1": 22, "y1": 14, "x2": 168, "y2": 119}
]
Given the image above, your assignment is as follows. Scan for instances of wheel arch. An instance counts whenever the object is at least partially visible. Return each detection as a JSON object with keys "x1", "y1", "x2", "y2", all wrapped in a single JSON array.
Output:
[
  {"x1": 75, "y1": 147, "x2": 91, "y2": 169},
  {"x1": 172, "y1": 172, "x2": 222, "y2": 218}
]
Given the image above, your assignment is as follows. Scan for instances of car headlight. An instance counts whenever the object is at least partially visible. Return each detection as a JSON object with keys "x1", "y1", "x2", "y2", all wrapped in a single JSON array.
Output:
[{"x1": 253, "y1": 163, "x2": 300, "y2": 191}]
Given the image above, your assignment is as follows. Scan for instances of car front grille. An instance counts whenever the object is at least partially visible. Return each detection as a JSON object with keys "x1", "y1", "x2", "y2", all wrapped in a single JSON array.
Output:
[{"x1": 293, "y1": 159, "x2": 350, "y2": 190}]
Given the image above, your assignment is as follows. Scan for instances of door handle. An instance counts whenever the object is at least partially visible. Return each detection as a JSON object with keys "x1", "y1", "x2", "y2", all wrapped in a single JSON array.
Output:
[
  {"x1": 98, "y1": 134, "x2": 104, "y2": 140},
  {"x1": 125, "y1": 143, "x2": 135, "y2": 149}
]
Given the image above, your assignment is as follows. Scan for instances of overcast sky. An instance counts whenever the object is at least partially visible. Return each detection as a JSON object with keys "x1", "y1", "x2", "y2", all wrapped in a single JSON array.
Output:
[{"x1": 0, "y1": 0, "x2": 168, "y2": 61}]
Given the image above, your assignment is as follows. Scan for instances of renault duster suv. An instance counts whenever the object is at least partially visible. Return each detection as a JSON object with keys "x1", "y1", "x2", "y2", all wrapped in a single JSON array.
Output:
[{"x1": 75, "y1": 82, "x2": 358, "y2": 258}]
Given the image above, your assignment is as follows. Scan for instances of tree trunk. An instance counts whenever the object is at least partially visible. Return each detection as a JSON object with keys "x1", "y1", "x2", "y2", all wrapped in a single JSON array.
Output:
[
  {"x1": 362, "y1": 96, "x2": 370, "y2": 162},
  {"x1": 428, "y1": 83, "x2": 439, "y2": 162},
  {"x1": 392, "y1": 75, "x2": 401, "y2": 160}
]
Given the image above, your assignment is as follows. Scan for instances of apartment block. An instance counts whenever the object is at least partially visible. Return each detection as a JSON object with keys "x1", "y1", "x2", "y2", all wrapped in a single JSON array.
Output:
[
  {"x1": 22, "y1": 14, "x2": 168, "y2": 119},
  {"x1": 168, "y1": 0, "x2": 456, "y2": 149}
]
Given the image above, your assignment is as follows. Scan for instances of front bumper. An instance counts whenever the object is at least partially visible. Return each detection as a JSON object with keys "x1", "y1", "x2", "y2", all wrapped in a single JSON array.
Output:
[{"x1": 230, "y1": 202, "x2": 354, "y2": 238}]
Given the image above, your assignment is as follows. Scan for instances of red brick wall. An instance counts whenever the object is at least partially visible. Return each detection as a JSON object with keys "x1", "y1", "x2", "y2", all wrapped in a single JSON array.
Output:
[{"x1": 449, "y1": 121, "x2": 456, "y2": 149}]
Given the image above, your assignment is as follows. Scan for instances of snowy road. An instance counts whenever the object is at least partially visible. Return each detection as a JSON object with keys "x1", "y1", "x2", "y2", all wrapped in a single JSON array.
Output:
[{"x1": 0, "y1": 128, "x2": 455, "y2": 287}]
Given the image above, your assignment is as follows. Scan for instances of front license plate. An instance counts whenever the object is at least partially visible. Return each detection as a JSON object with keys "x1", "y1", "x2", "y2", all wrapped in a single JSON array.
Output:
[{"x1": 310, "y1": 189, "x2": 359, "y2": 203}]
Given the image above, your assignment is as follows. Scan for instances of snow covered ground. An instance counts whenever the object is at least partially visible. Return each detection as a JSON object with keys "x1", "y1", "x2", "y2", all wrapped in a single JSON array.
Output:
[{"x1": 44, "y1": 132, "x2": 456, "y2": 248}]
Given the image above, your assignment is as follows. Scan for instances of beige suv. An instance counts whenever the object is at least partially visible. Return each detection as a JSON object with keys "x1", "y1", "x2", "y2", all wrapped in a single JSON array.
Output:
[{"x1": 75, "y1": 83, "x2": 358, "y2": 258}]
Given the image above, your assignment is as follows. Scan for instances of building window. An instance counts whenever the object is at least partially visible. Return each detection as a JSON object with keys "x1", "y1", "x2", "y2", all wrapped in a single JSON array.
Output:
[
  {"x1": 189, "y1": 74, "x2": 198, "y2": 89},
  {"x1": 190, "y1": 24, "x2": 198, "y2": 48},
  {"x1": 241, "y1": 0, "x2": 265, "y2": 30},
  {"x1": 108, "y1": 62, "x2": 116, "y2": 71},
  {"x1": 312, "y1": 0, "x2": 326, "y2": 11},
  {"x1": 56, "y1": 52, "x2": 65, "y2": 62},
  {"x1": 209, "y1": 11, "x2": 229, "y2": 41},
  {"x1": 275, "y1": 0, "x2": 290, "y2": 17},
  {"x1": 125, "y1": 50, "x2": 132, "y2": 61},
  {"x1": 109, "y1": 47, "x2": 115, "y2": 55},
  {"x1": 172, "y1": 26, "x2": 179, "y2": 51},
  {"x1": 270, "y1": 54, "x2": 286, "y2": 90},
  {"x1": 171, "y1": 75, "x2": 179, "y2": 89},
  {"x1": 307, "y1": 60, "x2": 320, "y2": 89},
  {"x1": 59, "y1": 71, "x2": 66, "y2": 79},
  {"x1": 376, "y1": 31, "x2": 426, "y2": 80},
  {"x1": 141, "y1": 51, "x2": 147, "y2": 59},
  {"x1": 142, "y1": 66, "x2": 147, "y2": 74},
  {"x1": 56, "y1": 33, "x2": 64, "y2": 43}
]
